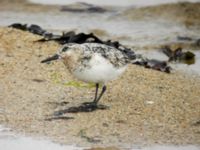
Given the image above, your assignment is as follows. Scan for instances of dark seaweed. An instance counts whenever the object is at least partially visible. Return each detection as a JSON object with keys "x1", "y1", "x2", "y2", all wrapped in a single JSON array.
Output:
[
  {"x1": 161, "y1": 46, "x2": 195, "y2": 64},
  {"x1": 8, "y1": 23, "x2": 27, "y2": 30},
  {"x1": 133, "y1": 58, "x2": 171, "y2": 73},
  {"x1": 8, "y1": 23, "x2": 52, "y2": 36}
]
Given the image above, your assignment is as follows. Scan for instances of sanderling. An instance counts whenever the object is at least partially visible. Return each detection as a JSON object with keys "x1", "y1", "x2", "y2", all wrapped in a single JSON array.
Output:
[{"x1": 41, "y1": 43, "x2": 132, "y2": 106}]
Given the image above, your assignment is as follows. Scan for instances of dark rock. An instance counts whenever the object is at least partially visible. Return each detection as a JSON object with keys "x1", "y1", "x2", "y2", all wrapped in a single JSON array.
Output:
[
  {"x1": 27, "y1": 24, "x2": 46, "y2": 35},
  {"x1": 60, "y1": 2, "x2": 106, "y2": 13},
  {"x1": 87, "y1": 7, "x2": 106, "y2": 13},
  {"x1": 177, "y1": 36, "x2": 193, "y2": 41}
]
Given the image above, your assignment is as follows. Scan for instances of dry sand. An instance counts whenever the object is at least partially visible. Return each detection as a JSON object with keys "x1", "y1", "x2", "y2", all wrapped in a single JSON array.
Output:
[{"x1": 0, "y1": 27, "x2": 200, "y2": 149}]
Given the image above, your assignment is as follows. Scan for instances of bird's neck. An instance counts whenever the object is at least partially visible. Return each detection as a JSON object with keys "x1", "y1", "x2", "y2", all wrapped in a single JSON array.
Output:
[{"x1": 62, "y1": 53, "x2": 80, "y2": 73}]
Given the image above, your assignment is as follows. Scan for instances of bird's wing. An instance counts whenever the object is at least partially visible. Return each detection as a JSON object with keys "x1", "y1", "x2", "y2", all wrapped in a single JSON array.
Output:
[{"x1": 82, "y1": 43, "x2": 130, "y2": 67}]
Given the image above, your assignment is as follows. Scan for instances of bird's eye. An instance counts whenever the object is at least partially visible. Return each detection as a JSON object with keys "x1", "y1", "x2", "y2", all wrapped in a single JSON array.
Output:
[{"x1": 62, "y1": 46, "x2": 68, "y2": 52}]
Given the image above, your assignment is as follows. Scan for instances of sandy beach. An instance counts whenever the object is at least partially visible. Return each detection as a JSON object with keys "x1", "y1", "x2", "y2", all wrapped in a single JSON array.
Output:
[
  {"x1": 0, "y1": 27, "x2": 200, "y2": 148},
  {"x1": 0, "y1": 0, "x2": 200, "y2": 149}
]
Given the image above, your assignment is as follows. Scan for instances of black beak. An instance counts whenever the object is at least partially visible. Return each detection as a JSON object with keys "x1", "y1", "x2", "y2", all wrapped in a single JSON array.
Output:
[{"x1": 41, "y1": 54, "x2": 60, "y2": 63}]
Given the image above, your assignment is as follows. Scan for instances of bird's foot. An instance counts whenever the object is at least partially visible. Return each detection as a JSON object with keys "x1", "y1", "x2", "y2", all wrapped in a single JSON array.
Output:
[{"x1": 82, "y1": 102, "x2": 109, "y2": 110}]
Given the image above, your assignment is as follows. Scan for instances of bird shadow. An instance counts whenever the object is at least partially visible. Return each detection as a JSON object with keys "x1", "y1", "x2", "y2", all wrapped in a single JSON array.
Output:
[
  {"x1": 46, "y1": 101, "x2": 69, "y2": 107},
  {"x1": 45, "y1": 116, "x2": 74, "y2": 121},
  {"x1": 53, "y1": 102, "x2": 109, "y2": 116}
]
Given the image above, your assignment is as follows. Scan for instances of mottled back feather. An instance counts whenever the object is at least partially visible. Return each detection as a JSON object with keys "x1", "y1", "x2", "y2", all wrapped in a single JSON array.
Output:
[{"x1": 81, "y1": 43, "x2": 131, "y2": 68}]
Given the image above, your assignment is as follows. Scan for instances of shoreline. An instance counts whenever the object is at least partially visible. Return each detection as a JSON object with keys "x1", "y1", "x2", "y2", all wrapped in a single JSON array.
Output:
[
  {"x1": 0, "y1": 126, "x2": 199, "y2": 150},
  {"x1": 28, "y1": 0, "x2": 200, "y2": 7}
]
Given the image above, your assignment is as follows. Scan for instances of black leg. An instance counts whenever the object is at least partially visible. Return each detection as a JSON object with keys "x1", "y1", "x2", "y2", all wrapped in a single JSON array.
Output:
[
  {"x1": 93, "y1": 83, "x2": 99, "y2": 102},
  {"x1": 56, "y1": 84, "x2": 108, "y2": 114},
  {"x1": 94, "y1": 85, "x2": 107, "y2": 104}
]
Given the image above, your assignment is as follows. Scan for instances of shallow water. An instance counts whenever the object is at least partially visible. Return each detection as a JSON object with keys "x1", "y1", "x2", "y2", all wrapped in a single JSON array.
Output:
[
  {"x1": 171, "y1": 51, "x2": 200, "y2": 75},
  {"x1": 0, "y1": 126, "x2": 199, "y2": 150},
  {"x1": 136, "y1": 50, "x2": 200, "y2": 75}
]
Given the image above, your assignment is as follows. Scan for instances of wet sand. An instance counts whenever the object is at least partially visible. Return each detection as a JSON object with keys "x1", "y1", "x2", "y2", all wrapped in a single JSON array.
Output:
[
  {"x1": 0, "y1": 127, "x2": 199, "y2": 150},
  {"x1": 0, "y1": 0, "x2": 200, "y2": 149},
  {"x1": 0, "y1": 27, "x2": 200, "y2": 148},
  {"x1": 122, "y1": 2, "x2": 200, "y2": 27},
  {"x1": 0, "y1": 0, "x2": 59, "y2": 12}
]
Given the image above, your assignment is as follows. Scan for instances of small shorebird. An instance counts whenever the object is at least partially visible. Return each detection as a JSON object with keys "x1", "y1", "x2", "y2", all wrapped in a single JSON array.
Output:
[{"x1": 41, "y1": 43, "x2": 132, "y2": 107}]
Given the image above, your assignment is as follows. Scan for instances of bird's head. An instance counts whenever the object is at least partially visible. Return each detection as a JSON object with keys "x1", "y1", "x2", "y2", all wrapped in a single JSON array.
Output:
[{"x1": 41, "y1": 43, "x2": 81, "y2": 63}]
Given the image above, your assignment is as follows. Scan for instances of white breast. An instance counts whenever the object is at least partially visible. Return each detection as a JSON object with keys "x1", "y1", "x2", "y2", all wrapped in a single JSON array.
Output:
[{"x1": 73, "y1": 54, "x2": 127, "y2": 84}]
